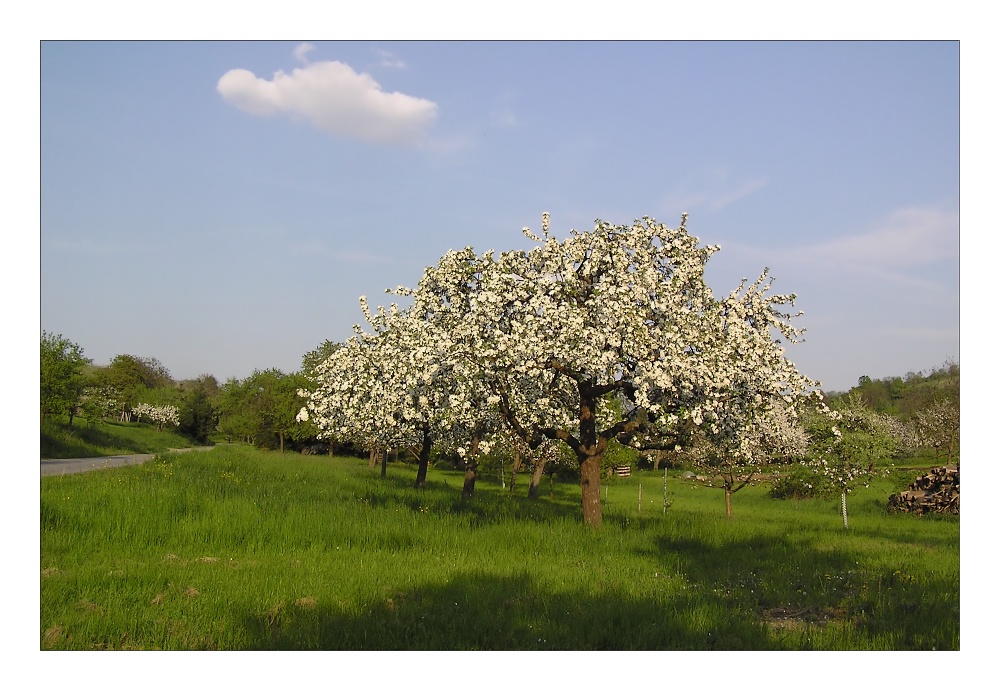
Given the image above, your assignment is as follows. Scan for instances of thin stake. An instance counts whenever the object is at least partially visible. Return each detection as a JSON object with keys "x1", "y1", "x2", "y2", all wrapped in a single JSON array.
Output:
[{"x1": 663, "y1": 467, "x2": 668, "y2": 514}]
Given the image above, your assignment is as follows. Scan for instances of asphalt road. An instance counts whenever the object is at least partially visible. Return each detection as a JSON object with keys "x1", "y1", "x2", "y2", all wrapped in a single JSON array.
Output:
[{"x1": 40, "y1": 447, "x2": 214, "y2": 477}]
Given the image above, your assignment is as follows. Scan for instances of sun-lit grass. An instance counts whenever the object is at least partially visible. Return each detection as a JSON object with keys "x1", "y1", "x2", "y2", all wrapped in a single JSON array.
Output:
[{"x1": 40, "y1": 446, "x2": 958, "y2": 650}]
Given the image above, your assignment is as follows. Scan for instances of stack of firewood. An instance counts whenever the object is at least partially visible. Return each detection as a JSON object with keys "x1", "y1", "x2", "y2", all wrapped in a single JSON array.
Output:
[{"x1": 888, "y1": 466, "x2": 959, "y2": 515}]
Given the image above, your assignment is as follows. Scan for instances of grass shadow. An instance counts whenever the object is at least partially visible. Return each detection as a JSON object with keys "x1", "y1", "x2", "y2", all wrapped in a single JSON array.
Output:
[
  {"x1": 41, "y1": 424, "x2": 147, "y2": 458},
  {"x1": 641, "y1": 531, "x2": 958, "y2": 649},
  {"x1": 355, "y1": 466, "x2": 583, "y2": 527},
  {"x1": 239, "y1": 570, "x2": 779, "y2": 650}
]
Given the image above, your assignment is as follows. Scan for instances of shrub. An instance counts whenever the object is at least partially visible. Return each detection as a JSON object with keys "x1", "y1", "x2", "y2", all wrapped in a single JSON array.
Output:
[{"x1": 768, "y1": 463, "x2": 836, "y2": 500}]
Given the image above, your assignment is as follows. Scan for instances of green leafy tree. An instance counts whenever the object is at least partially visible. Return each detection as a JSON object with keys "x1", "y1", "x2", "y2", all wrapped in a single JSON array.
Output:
[
  {"x1": 216, "y1": 377, "x2": 257, "y2": 444},
  {"x1": 177, "y1": 376, "x2": 219, "y2": 444},
  {"x1": 40, "y1": 331, "x2": 89, "y2": 425},
  {"x1": 301, "y1": 339, "x2": 342, "y2": 377},
  {"x1": 102, "y1": 354, "x2": 174, "y2": 420},
  {"x1": 217, "y1": 370, "x2": 311, "y2": 452},
  {"x1": 808, "y1": 393, "x2": 904, "y2": 529}
]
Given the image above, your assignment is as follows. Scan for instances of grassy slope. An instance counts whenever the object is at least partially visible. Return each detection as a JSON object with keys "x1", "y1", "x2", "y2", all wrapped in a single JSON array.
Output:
[
  {"x1": 40, "y1": 447, "x2": 958, "y2": 650},
  {"x1": 41, "y1": 415, "x2": 202, "y2": 459}
]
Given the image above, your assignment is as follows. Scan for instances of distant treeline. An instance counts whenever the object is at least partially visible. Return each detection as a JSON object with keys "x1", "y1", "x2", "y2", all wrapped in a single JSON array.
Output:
[{"x1": 826, "y1": 361, "x2": 960, "y2": 419}]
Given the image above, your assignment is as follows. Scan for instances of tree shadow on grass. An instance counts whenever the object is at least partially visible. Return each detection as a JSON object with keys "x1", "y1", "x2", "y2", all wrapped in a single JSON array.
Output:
[
  {"x1": 239, "y1": 570, "x2": 778, "y2": 650},
  {"x1": 639, "y1": 532, "x2": 958, "y2": 650},
  {"x1": 355, "y1": 470, "x2": 583, "y2": 527},
  {"x1": 41, "y1": 424, "x2": 148, "y2": 458}
]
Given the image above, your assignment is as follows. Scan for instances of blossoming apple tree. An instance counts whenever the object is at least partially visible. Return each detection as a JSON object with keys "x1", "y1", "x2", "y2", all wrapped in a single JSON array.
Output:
[
  {"x1": 302, "y1": 212, "x2": 826, "y2": 528},
  {"x1": 298, "y1": 294, "x2": 508, "y2": 491},
  {"x1": 398, "y1": 213, "x2": 825, "y2": 528},
  {"x1": 132, "y1": 402, "x2": 180, "y2": 431},
  {"x1": 686, "y1": 270, "x2": 821, "y2": 516}
]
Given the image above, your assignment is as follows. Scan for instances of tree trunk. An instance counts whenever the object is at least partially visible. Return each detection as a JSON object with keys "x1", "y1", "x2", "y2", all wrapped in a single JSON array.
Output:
[
  {"x1": 462, "y1": 461, "x2": 478, "y2": 499},
  {"x1": 414, "y1": 427, "x2": 431, "y2": 489},
  {"x1": 368, "y1": 448, "x2": 378, "y2": 470},
  {"x1": 578, "y1": 388, "x2": 604, "y2": 528},
  {"x1": 509, "y1": 447, "x2": 523, "y2": 492},
  {"x1": 841, "y1": 490, "x2": 849, "y2": 529},
  {"x1": 381, "y1": 449, "x2": 388, "y2": 478},
  {"x1": 462, "y1": 436, "x2": 481, "y2": 500},
  {"x1": 527, "y1": 457, "x2": 546, "y2": 499},
  {"x1": 725, "y1": 489, "x2": 733, "y2": 518},
  {"x1": 279, "y1": 431, "x2": 285, "y2": 453},
  {"x1": 580, "y1": 454, "x2": 603, "y2": 529}
]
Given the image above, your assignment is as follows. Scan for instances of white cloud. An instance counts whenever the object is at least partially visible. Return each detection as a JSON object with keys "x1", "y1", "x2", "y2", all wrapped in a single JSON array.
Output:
[
  {"x1": 718, "y1": 205, "x2": 960, "y2": 294},
  {"x1": 373, "y1": 49, "x2": 406, "y2": 70},
  {"x1": 293, "y1": 43, "x2": 315, "y2": 64},
  {"x1": 662, "y1": 170, "x2": 767, "y2": 213},
  {"x1": 489, "y1": 106, "x2": 517, "y2": 128},
  {"x1": 776, "y1": 206, "x2": 959, "y2": 270},
  {"x1": 290, "y1": 242, "x2": 393, "y2": 266},
  {"x1": 217, "y1": 59, "x2": 438, "y2": 145}
]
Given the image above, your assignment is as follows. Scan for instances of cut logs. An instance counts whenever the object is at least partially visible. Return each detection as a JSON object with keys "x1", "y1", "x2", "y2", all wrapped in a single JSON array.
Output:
[{"x1": 888, "y1": 465, "x2": 959, "y2": 515}]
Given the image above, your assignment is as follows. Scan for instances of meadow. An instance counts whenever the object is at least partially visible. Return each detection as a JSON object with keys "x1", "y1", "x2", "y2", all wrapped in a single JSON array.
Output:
[
  {"x1": 40, "y1": 446, "x2": 959, "y2": 650},
  {"x1": 41, "y1": 415, "x2": 196, "y2": 460}
]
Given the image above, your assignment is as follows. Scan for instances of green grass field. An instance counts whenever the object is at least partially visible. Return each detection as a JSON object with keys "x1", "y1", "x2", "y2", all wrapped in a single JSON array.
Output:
[{"x1": 40, "y1": 446, "x2": 958, "y2": 650}]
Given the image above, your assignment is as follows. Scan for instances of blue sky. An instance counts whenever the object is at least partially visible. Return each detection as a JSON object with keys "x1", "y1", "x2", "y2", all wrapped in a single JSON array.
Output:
[{"x1": 40, "y1": 40, "x2": 959, "y2": 393}]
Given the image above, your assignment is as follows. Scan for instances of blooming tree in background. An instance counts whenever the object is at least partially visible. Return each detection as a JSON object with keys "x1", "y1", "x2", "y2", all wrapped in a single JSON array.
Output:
[
  {"x1": 132, "y1": 402, "x2": 180, "y2": 431},
  {"x1": 298, "y1": 311, "x2": 420, "y2": 477},
  {"x1": 692, "y1": 399, "x2": 813, "y2": 517},
  {"x1": 807, "y1": 392, "x2": 905, "y2": 529},
  {"x1": 911, "y1": 398, "x2": 960, "y2": 466},
  {"x1": 299, "y1": 295, "x2": 506, "y2": 489}
]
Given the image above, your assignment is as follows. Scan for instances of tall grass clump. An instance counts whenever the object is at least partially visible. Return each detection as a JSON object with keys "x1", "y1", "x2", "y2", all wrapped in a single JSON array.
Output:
[{"x1": 41, "y1": 447, "x2": 958, "y2": 650}]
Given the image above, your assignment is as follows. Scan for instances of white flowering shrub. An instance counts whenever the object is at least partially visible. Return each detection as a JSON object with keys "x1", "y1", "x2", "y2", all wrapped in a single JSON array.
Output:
[{"x1": 132, "y1": 402, "x2": 180, "y2": 431}]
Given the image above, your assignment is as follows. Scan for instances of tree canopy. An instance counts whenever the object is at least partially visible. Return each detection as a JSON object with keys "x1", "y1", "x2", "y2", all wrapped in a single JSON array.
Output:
[
  {"x1": 40, "y1": 331, "x2": 89, "y2": 424},
  {"x1": 301, "y1": 214, "x2": 828, "y2": 527}
]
